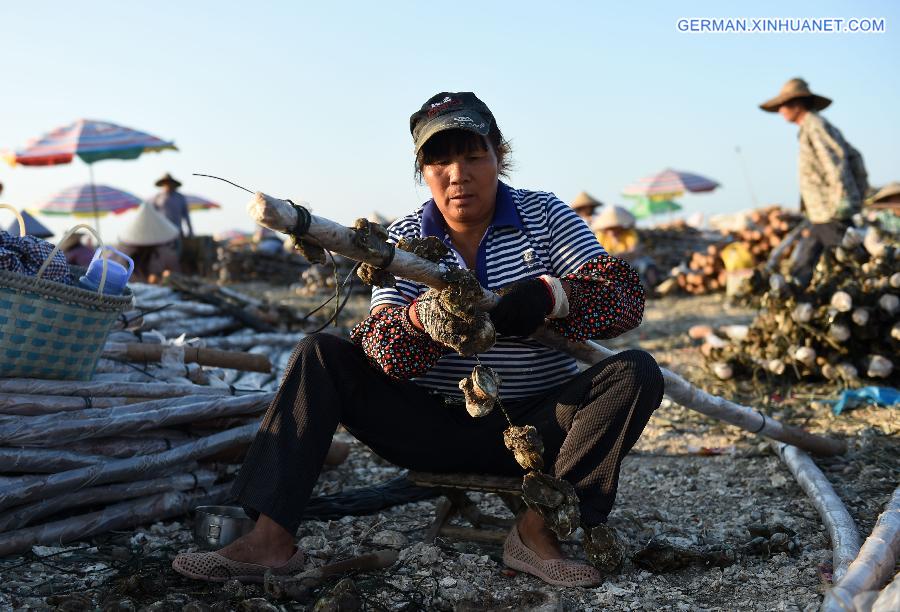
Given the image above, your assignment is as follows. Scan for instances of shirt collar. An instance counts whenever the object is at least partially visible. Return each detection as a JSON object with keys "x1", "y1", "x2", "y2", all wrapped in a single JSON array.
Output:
[{"x1": 420, "y1": 181, "x2": 524, "y2": 239}]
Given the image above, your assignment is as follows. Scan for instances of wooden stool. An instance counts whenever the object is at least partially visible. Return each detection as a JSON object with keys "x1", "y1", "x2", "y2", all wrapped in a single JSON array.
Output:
[{"x1": 407, "y1": 471, "x2": 524, "y2": 545}]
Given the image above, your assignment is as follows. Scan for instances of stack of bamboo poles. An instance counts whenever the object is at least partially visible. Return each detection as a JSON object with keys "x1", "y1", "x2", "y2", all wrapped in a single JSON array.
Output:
[{"x1": 0, "y1": 282, "x2": 309, "y2": 555}]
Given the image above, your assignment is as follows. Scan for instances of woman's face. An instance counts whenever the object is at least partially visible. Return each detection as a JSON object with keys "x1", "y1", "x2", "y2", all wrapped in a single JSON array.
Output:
[{"x1": 422, "y1": 140, "x2": 499, "y2": 228}]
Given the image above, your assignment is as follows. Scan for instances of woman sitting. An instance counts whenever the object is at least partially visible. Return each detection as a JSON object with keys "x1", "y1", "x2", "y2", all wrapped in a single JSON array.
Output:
[{"x1": 173, "y1": 91, "x2": 663, "y2": 587}]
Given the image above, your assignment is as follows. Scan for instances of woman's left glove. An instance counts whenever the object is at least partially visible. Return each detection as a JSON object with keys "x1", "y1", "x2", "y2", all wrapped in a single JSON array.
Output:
[{"x1": 490, "y1": 279, "x2": 553, "y2": 337}]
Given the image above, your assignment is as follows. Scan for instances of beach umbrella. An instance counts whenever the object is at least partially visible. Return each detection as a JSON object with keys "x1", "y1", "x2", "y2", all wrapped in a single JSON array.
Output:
[
  {"x1": 185, "y1": 194, "x2": 222, "y2": 212},
  {"x1": 622, "y1": 168, "x2": 719, "y2": 201},
  {"x1": 628, "y1": 197, "x2": 683, "y2": 220},
  {"x1": 213, "y1": 228, "x2": 252, "y2": 243},
  {"x1": 4, "y1": 210, "x2": 53, "y2": 238},
  {"x1": 32, "y1": 184, "x2": 142, "y2": 218},
  {"x1": 5, "y1": 119, "x2": 176, "y2": 231}
]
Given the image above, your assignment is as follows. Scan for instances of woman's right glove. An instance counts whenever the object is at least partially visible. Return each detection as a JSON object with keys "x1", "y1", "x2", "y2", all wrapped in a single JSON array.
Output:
[{"x1": 410, "y1": 287, "x2": 495, "y2": 356}]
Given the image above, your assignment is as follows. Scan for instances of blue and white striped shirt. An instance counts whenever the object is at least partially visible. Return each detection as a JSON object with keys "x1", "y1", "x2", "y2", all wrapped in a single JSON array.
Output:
[{"x1": 371, "y1": 182, "x2": 606, "y2": 399}]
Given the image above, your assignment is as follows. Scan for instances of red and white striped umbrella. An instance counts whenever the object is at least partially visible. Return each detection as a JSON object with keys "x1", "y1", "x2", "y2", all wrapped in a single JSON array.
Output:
[
  {"x1": 622, "y1": 168, "x2": 719, "y2": 200},
  {"x1": 5, "y1": 119, "x2": 176, "y2": 167}
]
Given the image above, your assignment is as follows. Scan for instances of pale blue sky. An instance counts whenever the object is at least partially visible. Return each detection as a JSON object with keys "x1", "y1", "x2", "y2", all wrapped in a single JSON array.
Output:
[{"x1": 1, "y1": 0, "x2": 898, "y2": 240}]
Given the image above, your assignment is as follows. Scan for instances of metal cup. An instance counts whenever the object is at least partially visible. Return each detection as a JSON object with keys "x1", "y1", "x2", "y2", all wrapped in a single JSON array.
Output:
[{"x1": 194, "y1": 505, "x2": 255, "y2": 550}]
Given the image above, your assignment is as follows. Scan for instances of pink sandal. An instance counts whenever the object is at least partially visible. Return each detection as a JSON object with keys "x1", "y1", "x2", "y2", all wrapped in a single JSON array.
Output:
[
  {"x1": 503, "y1": 525, "x2": 602, "y2": 587},
  {"x1": 172, "y1": 547, "x2": 306, "y2": 583}
]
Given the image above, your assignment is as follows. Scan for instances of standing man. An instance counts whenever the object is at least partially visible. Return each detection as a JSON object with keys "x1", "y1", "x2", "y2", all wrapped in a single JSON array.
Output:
[
  {"x1": 759, "y1": 78, "x2": 868, "y2": 281},
  {"x1": 149, "y1": 173, "x2": 193, "y2": 239}
]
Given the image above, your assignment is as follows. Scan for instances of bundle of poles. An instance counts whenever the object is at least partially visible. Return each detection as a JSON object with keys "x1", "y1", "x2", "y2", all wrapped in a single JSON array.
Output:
[
  {"x1": 248, "y1": 191, "x2": 898, "y2": 604},
  {"x1": 0, "y1": 282, "x2": 307, "y2": 556}
]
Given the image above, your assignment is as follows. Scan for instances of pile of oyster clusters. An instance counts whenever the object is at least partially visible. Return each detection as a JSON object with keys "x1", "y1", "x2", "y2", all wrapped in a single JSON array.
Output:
[{"x1": 706, "y1": 226, "x2": 899, "y2": 385}]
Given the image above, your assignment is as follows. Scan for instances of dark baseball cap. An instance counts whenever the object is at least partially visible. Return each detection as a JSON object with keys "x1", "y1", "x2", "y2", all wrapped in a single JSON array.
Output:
[{"x1": 409, "y1": 92, "x2": 493, "y2": 153}]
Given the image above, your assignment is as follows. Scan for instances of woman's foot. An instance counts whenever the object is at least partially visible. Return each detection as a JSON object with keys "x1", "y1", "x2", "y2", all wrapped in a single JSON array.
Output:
[
  {"x1": 502, "y1": 510, "x2": 602, "y2": 587},
  {"x1": 172, "y1": 514, "x2": 303, "y2": 583},
  {"x1": 516, "y1": 508, "x2": 564, "y2": 560}
]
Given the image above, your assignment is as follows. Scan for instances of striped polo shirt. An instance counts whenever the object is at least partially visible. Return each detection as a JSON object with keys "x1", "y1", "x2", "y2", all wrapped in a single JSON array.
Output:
[{"x1": 371, "y1": 181, "x2": 606, "y2": 400}]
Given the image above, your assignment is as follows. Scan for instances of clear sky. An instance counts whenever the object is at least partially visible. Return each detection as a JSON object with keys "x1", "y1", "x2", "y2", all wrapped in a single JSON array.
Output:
[{"x1": 1, "y1": 0, "x2": 898, "y2": 240}]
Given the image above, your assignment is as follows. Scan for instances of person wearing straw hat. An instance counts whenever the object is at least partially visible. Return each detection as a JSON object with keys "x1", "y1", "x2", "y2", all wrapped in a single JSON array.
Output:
[
  {"x1": 149, "y1": 173, "x2": 193, "y2": 239},
  {"x1": 117, "y1": 202, "x2": 181, "y2": 281},
  {"x1": 58, "y1": 231, "x2": 95, "y2": 268},
  {"x1": 592, "y1": 206, "x2": 659, "y2": 292},
  {"x1": 865, "y1": 182, "x2": 900, "y2": 235},
  {"x1": 759, "y1": 78, "x2": 868, "y2": 281},
  {"x1": 570, "y1": 191, "x2": 603, "y2": 224}
]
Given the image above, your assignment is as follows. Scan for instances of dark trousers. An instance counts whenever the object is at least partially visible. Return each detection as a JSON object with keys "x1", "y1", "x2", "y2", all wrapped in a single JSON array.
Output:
[
  {"x1": 789, "y1": 220, "x2": 847, "y2": 284},
  {"x1": 232, "y1": 333, "x2": 664, "y2": 534}
]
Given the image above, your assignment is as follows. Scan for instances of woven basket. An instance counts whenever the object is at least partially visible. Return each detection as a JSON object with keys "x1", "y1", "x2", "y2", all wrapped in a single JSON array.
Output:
[{"x1": 0, "y1": 206, "x2": 134, "y2": 380}]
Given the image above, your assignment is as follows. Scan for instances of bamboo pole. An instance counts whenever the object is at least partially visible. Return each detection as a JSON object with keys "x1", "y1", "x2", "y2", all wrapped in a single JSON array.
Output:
[
  {"x1": 871, "y1": 571, "x2": 900, "y2": 612},
  {"x1": 3, "y1": 395, "x2": 214, "y2": 423},
  {"x1": 155, "y1": 315, "x2": 239, "y2": 338},
  {"x1": 0, "y1": 393, "x2": 272, "y2": 446},
  {"x1": 0, "y1": 448, "x2": 110, "y2": 473},
  {"x1": 769, "y1": 441, "x2": 860, "y2": 582},
  {"x1": 0, "y1": 423, "x2": 257, "y2": 511},
  {"x1": 823, "y1": 487, "x2": 900, "y2": 612},
  {"x1": 0, "y1": 379, "x2": 258, "y2": 398},
  {"x1": 67, "y1": 435, "x2": 192, "y2": 458},
  {"x1": 0, "y1": 393, "x2": 125, "y2": 415},
  {"x1": 200, "y1": 332, "x2": 305, "y2": 350},
  {"x1": 103, "y1": 342, "x2": 272, "y2": 373},
  {"x1": 248, "y1": 192, "x2": 846, "y2": 456},
  {"x1": 0, "y1": 483, "x2": 232, "y2": 557},
  {"x1": 0, "y1": 470, "x2": 217, "y2": 533}
]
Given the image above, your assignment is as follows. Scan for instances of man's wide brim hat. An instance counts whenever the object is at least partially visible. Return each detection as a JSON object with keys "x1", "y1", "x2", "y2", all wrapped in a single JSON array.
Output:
[
  {"x1": 759, "y1": 78, "x2": 832, "y2": 112},
  {"x1": 118, "y1": 202, "x2": 179, "y2": 246},
  {"x1": 155, "y1": 173, "x2": 182, "y2": 188},
  {"x1": 571, "y1": 191, "x2": 603, "y2": 211}
]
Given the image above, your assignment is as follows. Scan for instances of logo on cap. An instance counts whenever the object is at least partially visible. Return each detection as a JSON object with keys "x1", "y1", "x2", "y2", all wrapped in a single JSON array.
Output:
[{"x1": 427, "y1": 96, "x2": 463, "y2": 117}]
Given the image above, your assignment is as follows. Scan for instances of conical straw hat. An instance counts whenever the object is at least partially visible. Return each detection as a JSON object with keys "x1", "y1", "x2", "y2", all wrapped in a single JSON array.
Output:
[
  {"x1": 759, "y1": 78, "x2": 831, "y2": 112},
  {"x1": 592, "y1": 205, "x2": 636, "y2": 230},
  {"x1": 118, "y1": 202, "x2": 179, "y2": 246},
  {"x1": 571, "y1": 191, "x2": 603, "y2": 210},
  {"x1": 867, "y1": 182, "x2": 900, "y2": 210}
]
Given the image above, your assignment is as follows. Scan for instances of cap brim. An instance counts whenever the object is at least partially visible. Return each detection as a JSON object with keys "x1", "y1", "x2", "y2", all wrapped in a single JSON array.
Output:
[{"x1": 414, "y1": 110, "x2": 491, "y2": 152}]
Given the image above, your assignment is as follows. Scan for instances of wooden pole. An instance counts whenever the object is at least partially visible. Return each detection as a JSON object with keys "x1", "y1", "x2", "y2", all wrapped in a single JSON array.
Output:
[
  {"x1": 103, "y1": 342, "x2": 272, "y2": 373},
  {"x1": 248, "y1": 192, "x2": 846, "y2": 456},
  {"x1": 823, "y1": 486, "x2": 900, "y2": 611}
]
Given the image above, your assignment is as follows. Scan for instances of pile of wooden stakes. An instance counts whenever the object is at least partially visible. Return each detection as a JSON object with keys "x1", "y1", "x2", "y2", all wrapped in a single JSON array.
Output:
[{"x1": 0, "y1": 281, "x2": 307, "y2": 556}]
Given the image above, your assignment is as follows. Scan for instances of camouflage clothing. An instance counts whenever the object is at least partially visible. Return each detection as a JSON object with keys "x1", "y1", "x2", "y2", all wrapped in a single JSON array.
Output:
[{"x1": 797, "y1": 112, "x2": 868, "y2": 224}]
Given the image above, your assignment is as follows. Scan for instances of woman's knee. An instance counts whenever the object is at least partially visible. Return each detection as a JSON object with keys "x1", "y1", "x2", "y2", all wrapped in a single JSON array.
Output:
[
  {"x1": 607, "y1": 349, "x2": 664, "y2": 392},
  {"x1": 292, "y1": 332, "x2": 354, "y2": 364}
]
